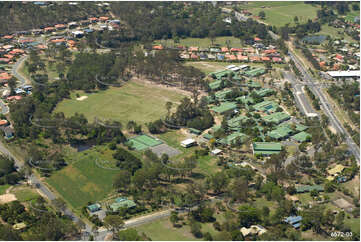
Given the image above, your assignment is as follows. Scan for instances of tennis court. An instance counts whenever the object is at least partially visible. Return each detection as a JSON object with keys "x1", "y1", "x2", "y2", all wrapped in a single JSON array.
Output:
[{"x1": 128, "y1": 134, "x2": 163, "y2": 150}]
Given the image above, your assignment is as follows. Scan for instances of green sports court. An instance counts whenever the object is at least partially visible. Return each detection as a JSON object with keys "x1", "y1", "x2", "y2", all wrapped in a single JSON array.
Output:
[{"x1": 127, "y1": 134, "x2": 163, "y2": 150}]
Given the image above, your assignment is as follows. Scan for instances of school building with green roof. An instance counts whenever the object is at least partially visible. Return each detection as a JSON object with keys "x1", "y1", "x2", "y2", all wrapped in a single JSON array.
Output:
[
  {"x1": 244, "y1": 68, "x2": 266, "y2": 77},
  {"x1": 254, "y1": 88, "x2": 274, "y2": 97},
  {"x1": 227, "y1": 115, "x2": 250, "y2": 131},
  {"x1": 211, "y1": 102, "x2": 237, "y2": 114},
  {"x1": 236, "y1": 96, "x2": 255, "y2": 105},
  {"x1": 209, "y1": 79, "x2": 225, "y2": 91},
  {"x1": 247, "y1": 80, "x2": 261, "y2": 88},
  {"x1": 252, "y1": 100, "x2": 279, "y2": 113},
  {"x1": 252, "y1": 142, "x2": 282, "y2": 156},
  {"x1": 267, "y1": 125, "x2": 293, "y2": 140},
  {"x1": 291, "y1": 131, "x2": 312, "y2": 143},
  {"x1": 210, "y1": 69, "x2": 234, "y2": 79},
  {"x1": 219, "y1": 132, "x2": 248, "y2": 146},
  {"x1": 110, "y1": 197, "x2": 136, "y2": 212},
  {"x1": 262, "y1": 112, "x2": 290, "y2": 124},
  {"x1": 215, "y1": 89, "x2": 233, "y2": 101},
  {"x1": 296, "y1": 185, "x2": 324, "y2": 193}
]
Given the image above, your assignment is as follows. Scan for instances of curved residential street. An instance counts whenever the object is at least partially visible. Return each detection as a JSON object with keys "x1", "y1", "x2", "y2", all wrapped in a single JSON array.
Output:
[
  {"x1": 0, "y1": 55, "x2": 29, "y2": 114},
  {"x1": 11, "y1": 55, "x2": 29, "y2": 87}
]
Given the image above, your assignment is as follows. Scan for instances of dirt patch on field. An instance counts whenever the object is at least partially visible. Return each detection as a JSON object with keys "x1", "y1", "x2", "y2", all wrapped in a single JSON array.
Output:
[
  {"x1": 0, "y1": 193, "x2": 17, "y2": 204},
  {"x1": 328, "y1": 125, "x2": 337, "y2": 134},
  {"x1": 132, "y1": 76, "x2": 206, "y2": 99},
  {"x1": 76, "y1": 96, "x2": 88, "y2": 101}
]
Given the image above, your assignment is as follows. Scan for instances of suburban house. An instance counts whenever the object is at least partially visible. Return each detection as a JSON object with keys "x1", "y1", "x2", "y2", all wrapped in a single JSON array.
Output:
[
  {"x1": 284, "y1": 216, "x2": 302, "y2": 229},
  {"x1": 87, "y1": 203, "x2": 101, "y2": 213}
]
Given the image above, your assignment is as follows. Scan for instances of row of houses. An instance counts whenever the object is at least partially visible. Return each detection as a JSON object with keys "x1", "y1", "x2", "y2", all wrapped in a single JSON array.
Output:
[
  {"x1": 309, "y1": 39, "x2": 359, "y2": 72},
  {"x1": 179, "y1": 52, "x2": 283, "y2": 63},
  {"x1": 1, "y1": 15, "x2": 117, "y2": 39}
]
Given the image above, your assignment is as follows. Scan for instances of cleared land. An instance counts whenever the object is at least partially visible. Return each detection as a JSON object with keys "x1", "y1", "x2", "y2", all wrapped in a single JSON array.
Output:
[
  {"x1": 46, "y1": 146, "x2": 119, "y2": 209},
  {"x1": 245, "y1": 2, "x2": 320, "y2": 27},
  {"x1": 55, "y1": 80, "x2": 185, "y2": 125},
  {"x1": 184, "y1": 61, "x2": 285, "y2": 75}
]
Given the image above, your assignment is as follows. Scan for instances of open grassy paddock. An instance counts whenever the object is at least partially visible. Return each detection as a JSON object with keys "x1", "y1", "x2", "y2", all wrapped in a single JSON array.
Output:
[
  {"x1": 136, "y1": 217, "x2": 202, "y2": 241},
  {"x1": 55, "y1": 79, "x2": 185, "y2": 125},
  {"x1": 244, "y1": 1, "x2": 320, "y2": 27},
  {"x1": 46, "y1": 146, "x2": 119, "y2": 210},
  {"x1": 13, "y1": 187, "x2": 40, "y2": 202}
]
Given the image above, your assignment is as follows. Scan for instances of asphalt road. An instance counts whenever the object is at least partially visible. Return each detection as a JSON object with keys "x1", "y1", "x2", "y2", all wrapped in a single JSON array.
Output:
[
  {"x1": 288, "y1": 52, "x2": 360, "y2": 163},
  {"x1": 282, "y1": 71, "x2": 318, "y2": 117},
  {"x1": 11, "y1": 55, "x2": 29, "y2": 88}
]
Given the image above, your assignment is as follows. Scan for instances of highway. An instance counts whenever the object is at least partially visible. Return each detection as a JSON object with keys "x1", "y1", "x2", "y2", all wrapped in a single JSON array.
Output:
[
  {"x1": 282, "y1": 71, "x2": 318, "y2": 117},
  {"x1": 288, "y1": 52, "x2": 360, "y2": 163}
]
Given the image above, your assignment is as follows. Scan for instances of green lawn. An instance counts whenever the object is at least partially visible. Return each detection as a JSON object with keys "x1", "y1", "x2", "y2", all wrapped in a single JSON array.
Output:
[
  {"x1": 0, "y1": 184, "x2": 10, "y2": 195},
  {"x1": 155, "y1": 130, "x2": 188, "y2": 151},
  {"x1": 344, "y1": 217, "x2": 360, "y2": 234},
  {"x1": 13, "y1": 188, "x2": 40, "y2": 202},
  {"x1": 136, "y1": 217, "x2": 202, "y2": 241},
  {"x1": 155, "y1": 36, "x2": 244, "y2": 48},
  {"x1": 317, "y1": 24, "x2": 356, "y2": 43},
  {"x1": 55, "y1": 80, "x2": 185, "y2": 125},
  {"x1": 196, "y1": 155, "x2": 220, "y2": 176},
  {"x1": 46, "y1": 146, "x2": 119, "y2": 209},
  {"x1": 245, "y1": 2, "x2": 320, "y2": 27}
]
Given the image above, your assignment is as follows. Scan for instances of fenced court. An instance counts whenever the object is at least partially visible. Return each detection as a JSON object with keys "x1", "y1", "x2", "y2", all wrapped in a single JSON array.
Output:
[
  {"x1": 128, "y1": 134, "x2": 163, "y2": 150},
  {"x1": 150, "y1": 143, "x2": 181, "y2": 157}
]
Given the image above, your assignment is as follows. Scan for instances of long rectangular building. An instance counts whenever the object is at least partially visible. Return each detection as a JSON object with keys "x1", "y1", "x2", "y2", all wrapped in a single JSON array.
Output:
[{"x1": 252, "y1": 142, "x2": 282, "y2": 156}]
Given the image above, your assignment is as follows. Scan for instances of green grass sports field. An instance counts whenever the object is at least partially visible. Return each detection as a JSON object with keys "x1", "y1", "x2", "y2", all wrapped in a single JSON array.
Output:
[
  {"x1": 55, "y1": 80, "x2": 185, "y2": 125},
  {"x1": 46, "y1": 147, "x2": 119, "y2": 209},
  {"x1": 245, "y1": 2, "x2": 320, "y2": 27}
]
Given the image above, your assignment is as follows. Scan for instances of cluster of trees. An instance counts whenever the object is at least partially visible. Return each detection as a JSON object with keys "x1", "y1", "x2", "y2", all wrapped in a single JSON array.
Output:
[
  {"x1": 0, "y1": 2, "x2": 106, "y2": 35},
  {"x1": 304, "y1": 86, "x2": 320, "y2": 110},
  {"x1": 117, "y1": 228, "x2": 151, "y2": 241},
  {"x1": 307, "y1": 1, "x2": 354, "y2": 15},
  {"x1": 113, "y1": 147, "x2": 142, "y2": 175},
  {"x1": 132, "y1": 49, "x2": 206, "y2": 91},
  {"x1": 0, "y1": 200, "x2": 79, "y2": 240},
  {"x1": 327, "y1": 82, "x2": 360, "y2": 126},
  {"x1": 146, "y1": 119, "x2": 166, "y2": 134},
  {"x1": 0, "y1": 155, "x2": 23, "y2": 185},
  {"x1": 110, "y1": 2, "x2": 267, "y2": 43},
  {"x1": 301, "y1": 47, "x2": 320, "y2": 70},
  {"x1": 276, "y1": 20, "x2": 321, "y2": 40},
  {"x1": 166, "y1": 97, "x2": 214, "y2": 131}
]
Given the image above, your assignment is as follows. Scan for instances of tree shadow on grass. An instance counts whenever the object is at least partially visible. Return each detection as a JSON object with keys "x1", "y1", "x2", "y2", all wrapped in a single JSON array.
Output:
[
  {"x1": 173, "y1": 178, "x2": 192, "y2": 184},
  {"x1": 189, "y1": 172, "x2": 205, "y2": 179}
]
